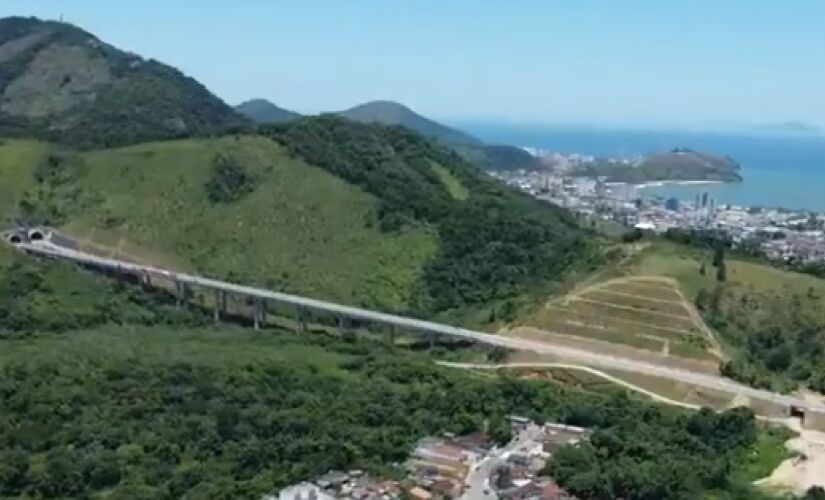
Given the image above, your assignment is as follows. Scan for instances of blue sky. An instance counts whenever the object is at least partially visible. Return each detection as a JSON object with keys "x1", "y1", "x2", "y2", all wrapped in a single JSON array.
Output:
[{"x1": 2, "y1": 1, "x2": 824, "y2": 129}]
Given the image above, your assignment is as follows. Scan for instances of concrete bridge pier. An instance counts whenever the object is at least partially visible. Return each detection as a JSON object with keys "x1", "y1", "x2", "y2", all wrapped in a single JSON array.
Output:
[
  {"x1": 213, "y1": 289, "x2": 226, "y2": 323},
  {"x1": 386, "y1": 325, "x2": 396, "y2": 348},
  {"x1": 252, "y1": 298, "x2": 266, "y2": 330},
  {"x1": 174, "y1": 281, "x2": 187, "y2": 308},
  {"x1": 294, "y1": 305, "x2": 306, "y2": 333},
  {"x1": 139, "y1": 272, "x2": 152, "y2": 291},
  {"x1": 338, "y1": 315, "x2": 351, "y2": 333}
]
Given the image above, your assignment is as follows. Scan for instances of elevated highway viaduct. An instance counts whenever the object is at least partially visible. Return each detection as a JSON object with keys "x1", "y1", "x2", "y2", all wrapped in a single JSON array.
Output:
[{"x1": 5, "y1": 227, "x2": 825, "y2": 429}]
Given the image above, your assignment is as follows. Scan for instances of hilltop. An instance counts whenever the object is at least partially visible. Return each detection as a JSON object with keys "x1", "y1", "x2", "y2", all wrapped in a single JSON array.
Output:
[
  {"x1": 235, "y1": 98, "x2": 301, "y2": 124},
  {"x1": 339, "y1": 100, "x2": 542, "y2": 172},
  {"x1": 340, "y1": 100, "x2": 481, "y2": 145},
  {"x1": 0, "y1": 16, "x2": 244, "y2": 147},
  {"x1": 575, "y1": 149, "x2": 742, "y2": 183}
]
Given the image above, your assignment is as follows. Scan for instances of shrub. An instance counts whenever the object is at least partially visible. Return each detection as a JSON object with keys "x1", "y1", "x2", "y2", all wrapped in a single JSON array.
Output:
[{"x1": 204, "y1": 155, "x2": 256, "y2": 203}]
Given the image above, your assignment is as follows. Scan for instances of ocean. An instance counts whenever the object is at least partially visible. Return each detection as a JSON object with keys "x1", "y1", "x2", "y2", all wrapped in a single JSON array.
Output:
[{"x1": 459, "y1": 124, "x2": 825, "y2": 212}]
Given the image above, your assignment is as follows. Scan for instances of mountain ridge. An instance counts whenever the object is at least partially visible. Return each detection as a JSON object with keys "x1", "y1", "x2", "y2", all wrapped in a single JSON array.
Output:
[
  {"x1": 338, "y1": 100, "x2": 542, "y2": 171},
  {"x1": 339, "y1": 100, "x2": 482, "y2": 145},
  {"x1": 235, "y1": 98, "x2": 301, "y2": 124},
  {"x1": 0, "y1": 16, "x2": 245, "y2": 147}
]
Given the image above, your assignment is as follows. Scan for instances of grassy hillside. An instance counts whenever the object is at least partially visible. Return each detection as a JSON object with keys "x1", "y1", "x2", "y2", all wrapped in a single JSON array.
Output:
[
  {"x1": 0, "y1": 139, "x2": 48, "y2": 220},
  {"x1": 621, "y1": 241, "x2": 825, "y2": 392},
  {"x1": 0, "y1": 17, "x2": 244, "y2": 148},
  {"x1": 264, "y1": 117, "x2": 593, "y2": 314},
  {"x1": 1, "y1": 118, "x2": 594, "y2": 317},
  {"x1": 46, "y1": 136, "x2": 435, "y2": 312}
]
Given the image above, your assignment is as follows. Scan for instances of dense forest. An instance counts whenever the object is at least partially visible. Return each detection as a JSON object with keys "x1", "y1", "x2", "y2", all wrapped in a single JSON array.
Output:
[
  {"x1": 265, "y1": 116, "x2": 597, "y2": 313},
  {"x1": 0, "y1": 249, "x2": 792, "y2": 499},
  {"x1": 0, "y1": 332, "x2": 775, "y2": 500}
]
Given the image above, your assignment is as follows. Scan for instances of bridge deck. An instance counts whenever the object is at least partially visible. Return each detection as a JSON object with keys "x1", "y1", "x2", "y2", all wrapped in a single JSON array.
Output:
[{"x1": 10, "y1": 239, "x2": 825, "y2": 414}]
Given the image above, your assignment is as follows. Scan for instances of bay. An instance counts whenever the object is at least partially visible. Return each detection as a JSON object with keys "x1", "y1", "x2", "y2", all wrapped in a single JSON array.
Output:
[{"x1": 459, "y1": 123, "x2": 825, "y2": 212}]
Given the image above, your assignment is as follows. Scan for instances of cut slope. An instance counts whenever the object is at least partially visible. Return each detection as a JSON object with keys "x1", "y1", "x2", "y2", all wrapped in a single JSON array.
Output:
[
  {"x1": 523, "y1": 274, "x2": 718, "y2": 362},
  {"x1": 625, "y1": 242, "x2": 825, "y2": 393},
  {"x1": 0, "y1": 16, "x2": 244, "y2": 147}
]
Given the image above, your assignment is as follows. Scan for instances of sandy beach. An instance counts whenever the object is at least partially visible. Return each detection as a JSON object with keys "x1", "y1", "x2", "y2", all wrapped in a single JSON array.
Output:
[{"x1": 634, "y1": 179, "x2": 726, "y2": 189}]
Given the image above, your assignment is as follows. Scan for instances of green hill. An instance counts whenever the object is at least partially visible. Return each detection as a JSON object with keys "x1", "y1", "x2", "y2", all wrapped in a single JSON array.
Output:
[
  {"x1": 1, "y1": 117, "x2": 594, "y2": 317},
  {"x1": 576, "y1": 149, "x2": 742, "y2": 183},
  {"x1": 0, "y1": 17, "x2": 245, "y2": 148},
  {"x1": 340, "y1": 100, "x2": 481, "y2": 145},
  {"x1": 622, "y1": 240, "x2": 825, "y2": 393},
  {"x1": 235, "y1": 98, "x2": 301, "y2": 124},
  {"x1": 339, "y1": 101, "x2": 542, "y2": 172}
]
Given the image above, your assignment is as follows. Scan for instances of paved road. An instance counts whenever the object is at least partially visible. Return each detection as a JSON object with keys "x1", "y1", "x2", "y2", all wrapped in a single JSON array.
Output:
[
  {"x1": 9, "y1": 237, "x2": 825, "y2": 414},
  {"x1": 463, "y1": 455, "x2": 498, "y2": 500},
  {"x1": 462, "y1": 425, "x2": 542, "y2": 500}
]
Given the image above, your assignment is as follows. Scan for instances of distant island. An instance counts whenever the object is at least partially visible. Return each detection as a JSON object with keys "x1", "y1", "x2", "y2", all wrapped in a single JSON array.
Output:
[
  {"x1": 753, "y1": 121, "x2": 823, "y2": 137},
  {"x1": 568, "y1": 148, "x2": 743, "y2": 184}
]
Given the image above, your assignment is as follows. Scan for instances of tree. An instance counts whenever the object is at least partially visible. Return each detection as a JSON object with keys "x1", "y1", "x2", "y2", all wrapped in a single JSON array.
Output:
[
  {"x1": 695, "y1": 289, "x2": 710, "y2": 311},
  {"x1": 494, "y1": 465, "x2": 513, "y2": 489},
  {"x1": 716, "y1": 261, "x2": 727, "y2": 282},
  {"x1": 488, "y1": 416, "x2": 513, "y2": 446},
  {"x1": 713, "y1": 246, "x2": 725, "y2": 268},
  {"x1": 805, "y1": 486, "x2": 825, "y2": 500},
  {"x1": 204, "y1": 155, "x2": 256, "y2": 203},
  {"x1": 487, "y1": 346, "x2": 509, "y2": 363}
]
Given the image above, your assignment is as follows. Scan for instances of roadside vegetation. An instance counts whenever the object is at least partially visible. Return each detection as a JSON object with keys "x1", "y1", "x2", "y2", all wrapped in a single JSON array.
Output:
[
  {"x1": 0, "y1": 251, "x2": 790, "y2": 499},
  {"x1": 622, "y1": 239, "x2": 825, "y2": 394}
]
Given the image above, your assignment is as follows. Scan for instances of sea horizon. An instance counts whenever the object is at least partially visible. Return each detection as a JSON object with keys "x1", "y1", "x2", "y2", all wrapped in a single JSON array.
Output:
[{"x1": 458, "y1": 123, "x2": 825, "y2": 213}]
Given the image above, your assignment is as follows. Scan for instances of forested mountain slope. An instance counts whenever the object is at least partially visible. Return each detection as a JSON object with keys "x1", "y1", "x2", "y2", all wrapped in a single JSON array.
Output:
[
  {"x1": 339, "y1": 101, "x2": 542, "y2": 172},
  {"x1": 340, "y1": 100, "x2": 481, "y2": 145},
  {"x1": 0, "y1": 117, "x2": 596, "y2": 318},
  {"x1": 0, "y1": 17, "x2": 245, "y2": 147},
  {"x1": 235, "y1": 98, "x2": 301, "y2": 124}
]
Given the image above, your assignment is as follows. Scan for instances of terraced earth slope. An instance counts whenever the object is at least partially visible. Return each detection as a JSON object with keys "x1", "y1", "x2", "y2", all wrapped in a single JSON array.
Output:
[
  {"x1": 519, "y1": 272, "x2": 720, "y2": 371},
  {"x1": 546, "y1": 241, "x2": 825, "y2": 395}
]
